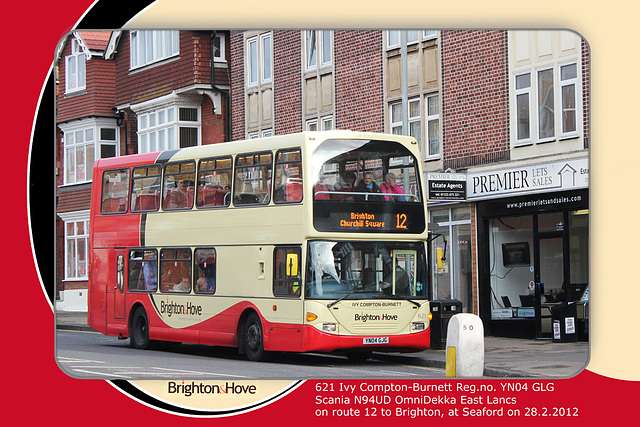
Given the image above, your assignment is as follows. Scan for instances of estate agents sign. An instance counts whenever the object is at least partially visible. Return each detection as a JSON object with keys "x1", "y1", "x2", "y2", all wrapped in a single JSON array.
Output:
[{"x1": 466, "y1": 157, "x2": 589, "y2": 201}]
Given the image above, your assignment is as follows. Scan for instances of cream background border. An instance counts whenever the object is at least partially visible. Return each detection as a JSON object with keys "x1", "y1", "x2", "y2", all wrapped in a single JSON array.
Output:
[{"x1": 120, "y1": 0, "x2": 638, "y2": 381}]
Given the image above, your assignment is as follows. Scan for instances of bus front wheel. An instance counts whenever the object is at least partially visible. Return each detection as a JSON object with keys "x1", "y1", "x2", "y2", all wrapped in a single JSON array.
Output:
[
  {"x1": 130, "y1": 307, "x2": 151, "y2": 349},
  {"x1": 244, "y1": 312, "x2": 265, "y2": 361}
]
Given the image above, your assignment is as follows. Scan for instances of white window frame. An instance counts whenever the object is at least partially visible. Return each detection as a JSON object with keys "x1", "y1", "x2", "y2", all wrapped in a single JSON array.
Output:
[
  {"x1": 514, "y1": 72, "x2": 533, "y2": 145},
  {"x1": 213, "y1": 33, "x2": 226, "y2": 62},
  {"x1": 387, "y1": 30, "x2": 425, "y2": 50},
  {"x1": 65, "y1": 38, "x2": 86, "y2": 94},
  {"x1": 137, "y1": 104, "x2": 201, "y2": 153},
  {"x1": 305, "y1": 30, "x2": 332, "y2": 71},
  {"x1": 559, "y1": 61, "x2": 579, "y2": 139},
  {"x1": 306, "y1": 119, "x2": 318, "y2": 131},
  {"x1": 247, "y1": 32, "x2": 273, "y2": 87},
  {"x1": 512, "y1": 61, "x2": 580, "y2": 146},
  {"x1": 390, "y1": 98, "x2": 420, "y2": 141},
  {"x1": 59, "y1": 211, "x2": 90, "y2": 281},
  {"x1": 536, "y1": 66, "x2": 555, "y2": 142},
  {"x1": 130, "y1": 30, "x2": 179, "y2": 70},
  {"x1": 425, "y1": 93, "x2": 440, "y2": 159},
  {"x1": 423, "y1": 30, "x2": 437, "y2": 40},
  {"x1": 61, "y1": 119, "x2": 119, "y2": 185},
  {"x1": 260, "y1": 33, "x2": 272, "y2": 83},
  {"x1": 321, "y1": 115, "x2": 334, "y2": 131}
]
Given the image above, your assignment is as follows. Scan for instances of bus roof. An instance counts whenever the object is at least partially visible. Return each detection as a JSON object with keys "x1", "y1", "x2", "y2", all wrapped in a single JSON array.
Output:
[{"x1": 94, "y1": 130, "x2": 419, "y2": 170}]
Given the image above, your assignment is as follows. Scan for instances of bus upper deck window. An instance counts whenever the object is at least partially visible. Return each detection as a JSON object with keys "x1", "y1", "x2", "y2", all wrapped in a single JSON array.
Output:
[{"x1": 101, "y1": 169, "x2": 129, "y2": 214}]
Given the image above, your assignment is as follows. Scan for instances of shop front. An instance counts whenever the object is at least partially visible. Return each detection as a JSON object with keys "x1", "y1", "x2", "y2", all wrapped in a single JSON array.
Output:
[{"x1": 470, "y1": 158, "x2": 589, "y2": 339}]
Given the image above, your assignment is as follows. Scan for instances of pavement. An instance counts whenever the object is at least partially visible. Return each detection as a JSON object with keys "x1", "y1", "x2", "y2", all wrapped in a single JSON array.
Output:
[{"x1": 56, "y1": 311, "x2": 589, "y2": 378}]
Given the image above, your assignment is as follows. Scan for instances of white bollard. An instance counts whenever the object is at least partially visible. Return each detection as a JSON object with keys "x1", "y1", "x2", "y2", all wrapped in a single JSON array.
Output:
[{"x1": 444, "y1": 313, "x2": 484, "y2": 377}]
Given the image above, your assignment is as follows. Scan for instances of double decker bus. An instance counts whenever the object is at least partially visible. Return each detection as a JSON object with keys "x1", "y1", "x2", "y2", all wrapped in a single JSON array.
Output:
[{"x1": 88, "y1": 130, "x2": 432, "y2": 361}]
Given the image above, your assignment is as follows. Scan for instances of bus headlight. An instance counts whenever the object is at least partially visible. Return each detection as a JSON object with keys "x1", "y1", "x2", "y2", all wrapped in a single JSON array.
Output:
[
  {"x1": 412, "y1": 322, "x2": 426, "y2": 331},
  {"x1": 323, "y1": 323, "x2": 337, "y2": 332}
]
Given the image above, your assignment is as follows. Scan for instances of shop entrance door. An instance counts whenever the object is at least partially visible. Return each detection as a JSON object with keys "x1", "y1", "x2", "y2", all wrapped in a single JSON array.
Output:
[{"x1": 534, "y1": 231, "x2": 566, "y2": 338}]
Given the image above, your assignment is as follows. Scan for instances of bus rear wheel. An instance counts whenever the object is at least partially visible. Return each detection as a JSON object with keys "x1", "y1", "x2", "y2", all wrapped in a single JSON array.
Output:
[
  {"x1": 244, "y1": 312, "x2": 265, "y2": 361},
  {"x1": 130, "y1": 307, "x2": 151, "y2": 349}
]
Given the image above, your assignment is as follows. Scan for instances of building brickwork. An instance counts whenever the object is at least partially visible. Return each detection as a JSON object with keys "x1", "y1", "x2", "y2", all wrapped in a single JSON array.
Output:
[
  {"x1": 582, "y1": 38, "x2": 590, "y2": 150},
  {"x1": 273, "y1": 31, "x2": 302, "y2": 136},
  {"x1": 441, "y1": 30, "x2": 510, "y2": 170},
  {"x1": 56, "y1": 40, "x2": 117, "y2": 123},
  {"x1": 230, "y1": 30, "x2": 245, "y2": 141},
  {"x1": 335, "y1": 31, "x2": 384, "y2": 132},
  {"x1": 115, "y1": 31, "x2": 213, "y2": 106}
]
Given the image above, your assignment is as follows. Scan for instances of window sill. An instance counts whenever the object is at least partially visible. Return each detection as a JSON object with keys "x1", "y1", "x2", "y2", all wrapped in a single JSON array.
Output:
[
  {"x1": 64, "y1": 89, "x2": 87, "y2": 98},
  {"x1": 513, "y1": 142, "x2": 534, "y2": 148}
]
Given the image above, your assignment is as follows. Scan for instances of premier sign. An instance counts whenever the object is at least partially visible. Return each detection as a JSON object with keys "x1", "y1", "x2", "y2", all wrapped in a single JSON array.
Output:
[{"x1": 466, "y1": 157, "x2": 589, "y2": 201}]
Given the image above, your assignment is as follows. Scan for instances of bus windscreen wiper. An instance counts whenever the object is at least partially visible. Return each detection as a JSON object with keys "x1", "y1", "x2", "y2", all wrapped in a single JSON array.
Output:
[
  {"x1": 382, "y1": 294, "x2": 422, "y2": 308},
  {"x1": 327, "y1": 288, "x2": 369, "y2": 308}
]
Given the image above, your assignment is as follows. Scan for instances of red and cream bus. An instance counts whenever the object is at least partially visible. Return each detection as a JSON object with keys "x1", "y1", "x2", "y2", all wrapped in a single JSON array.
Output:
[{"x1": 88, "y1": 130, "x2": 432, "y2": 361}]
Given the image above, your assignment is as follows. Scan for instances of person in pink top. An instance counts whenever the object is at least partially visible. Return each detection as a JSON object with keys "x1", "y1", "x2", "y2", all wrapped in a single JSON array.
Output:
[{"x1": 380, "y1": 173, "x2": 407, "y2": 201}]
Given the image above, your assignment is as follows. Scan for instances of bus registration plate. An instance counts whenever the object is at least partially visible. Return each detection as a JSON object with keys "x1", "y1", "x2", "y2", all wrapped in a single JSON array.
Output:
[{"x1": 363, "y1": 337, "x2": 389, "y2": 345}]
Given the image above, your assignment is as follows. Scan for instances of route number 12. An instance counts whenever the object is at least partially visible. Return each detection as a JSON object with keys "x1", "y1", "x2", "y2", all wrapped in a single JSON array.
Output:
[{"x1": 396, "y1": 214, "x2": 407, "y2": 229}]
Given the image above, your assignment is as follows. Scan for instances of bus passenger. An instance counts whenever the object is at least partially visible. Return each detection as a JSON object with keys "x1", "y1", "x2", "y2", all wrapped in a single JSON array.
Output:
[
  {"x1": 142, "y1": 261, "x2": 157, "y2": 291},
  {"x1": 355, "y1": 171, "x2": 383, "y2": 201},
  {"x1": 196, "y1": 277, "x2": 207, "y2": 293},
  {"x1": 334, "y1": 172, "x2": 356, "y2": 200},
  {"x1": 380, "y1": 173, "x2": 407, "y2": 202},
  {"x1": 173, "y1": 275, "x2": 191, "y2": 292},
  {"x1": 273, "y1": 167, "x2": 288, "y2": 202},
  {"x1": 169, "y1": 179, "x2": 189, "y2": 208}
]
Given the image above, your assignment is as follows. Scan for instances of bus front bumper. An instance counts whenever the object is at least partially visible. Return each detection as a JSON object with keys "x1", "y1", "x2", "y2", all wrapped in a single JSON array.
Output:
[{"x1": 301, "y1": 324, "x2": 430, "y2": 353}]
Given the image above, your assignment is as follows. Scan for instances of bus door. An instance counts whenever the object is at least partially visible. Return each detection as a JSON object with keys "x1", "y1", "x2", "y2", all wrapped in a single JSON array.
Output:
[
  {"x1": 111, "y1": 251, "x2": 126, "y2": 319},
  {"x1": 271, "y1": 246, "x2": 304, "y2": 351},
  {"x1": 392, "y1": 250, "x2": 417, "y2": 296}
]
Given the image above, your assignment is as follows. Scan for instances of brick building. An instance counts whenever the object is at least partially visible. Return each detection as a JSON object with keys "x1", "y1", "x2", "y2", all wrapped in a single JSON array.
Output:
[
  {"x1": 229, "y1": 29, "x2": 590, "y2": 339},
  {"x1": 55, "y1": 30, "x2": 231, "y2": 310}
]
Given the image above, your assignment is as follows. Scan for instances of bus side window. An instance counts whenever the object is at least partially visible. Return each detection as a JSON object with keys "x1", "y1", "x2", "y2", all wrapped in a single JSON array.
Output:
[
  {"x1": 101, "y1": 169, "x2": 129, "y2": 214},
  {"x1": 128, "y1": 249, "x2": 157, "y2": 292},
  {"x1": 163, "y1": 162, "x2": 196, "y2": 210},
  {"x1": 160, "y1": 248, "x2": 192, "y2": 292},
  {"x1": 274, "y1": 148, "x2": 302, "y2": 204},
  {"x1": 195, "y1": 248, "x2": 216, "y2": 294},
  {"x1": 197, "y1": 157, "x2": 232, "y2": 208},
  {"x1": 273, "y1": 246, "x2": 301, "y2": 297},
  {"x1": 131, "y1": 165, "x2": 161, "y2": 212},
  {"x1": 233, "y1": 152, "x2": 273, "y2": 205}
]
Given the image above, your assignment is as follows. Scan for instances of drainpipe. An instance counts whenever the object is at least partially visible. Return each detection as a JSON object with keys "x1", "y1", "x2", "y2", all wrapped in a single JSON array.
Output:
[{"x1": 211, "y1": 31, "x2": 231, "y2": 142}]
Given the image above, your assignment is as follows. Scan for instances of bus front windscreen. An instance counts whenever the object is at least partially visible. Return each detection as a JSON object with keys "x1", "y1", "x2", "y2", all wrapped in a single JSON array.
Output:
[
  {"x1": 305, "y1": 241, "x2": 427, "y2": 301},
  {"x1": 312, "y1": 138, "x2": 425, "y2": 233}
]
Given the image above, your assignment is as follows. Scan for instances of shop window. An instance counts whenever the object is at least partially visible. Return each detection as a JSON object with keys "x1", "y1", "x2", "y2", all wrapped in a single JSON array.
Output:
[
  {"x1": 488, "y1": 215, "x2": 534, "y2": 318},
  {"x1": 430, "y1": 207, "x2": 473, "y2": 312}
]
